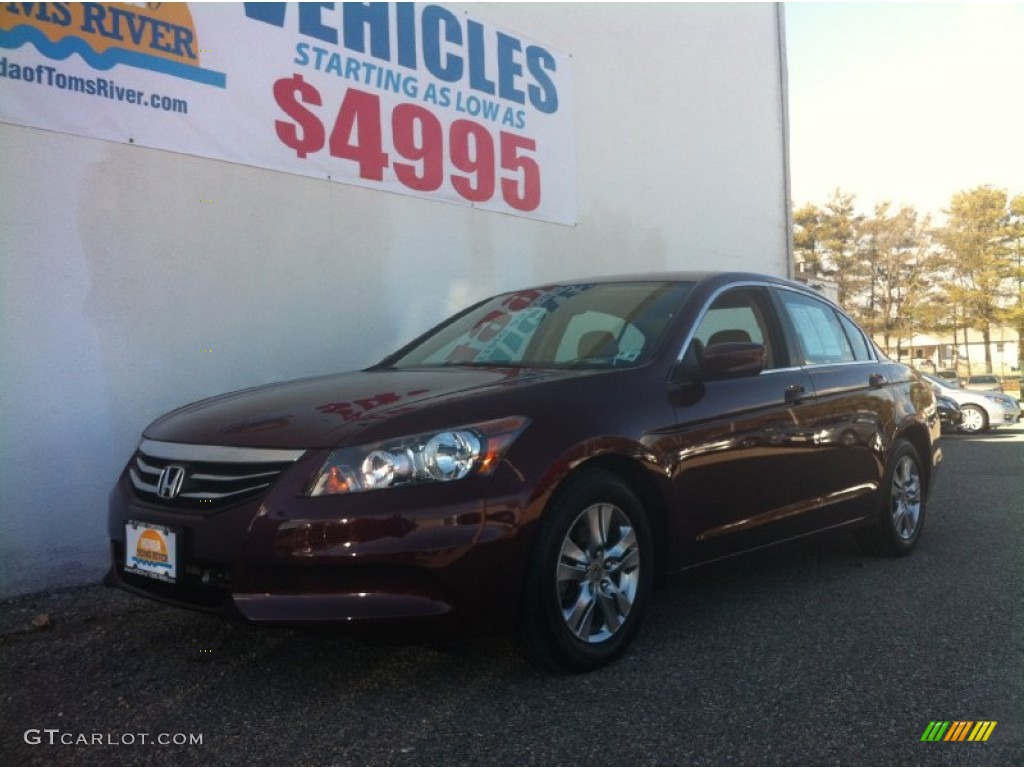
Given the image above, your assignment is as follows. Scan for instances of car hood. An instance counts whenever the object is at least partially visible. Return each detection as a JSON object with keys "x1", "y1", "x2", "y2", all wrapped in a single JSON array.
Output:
[{"x1": 143, "y1": 367, "x2": 566, "y2": 449}]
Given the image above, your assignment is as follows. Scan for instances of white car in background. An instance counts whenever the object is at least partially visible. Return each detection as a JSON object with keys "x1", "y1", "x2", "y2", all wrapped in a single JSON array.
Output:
[
  {"x1": 920, "y1": 373, "x2": 1021, "y2": 434},
  {"x1": 963, "y1": 374, "x2": 1002, "y2": 392}
]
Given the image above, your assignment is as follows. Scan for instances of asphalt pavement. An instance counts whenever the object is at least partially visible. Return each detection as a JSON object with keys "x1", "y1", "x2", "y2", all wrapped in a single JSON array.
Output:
[{"x1": 2, "y1": 426, "x2": 1022, "y2": 766}]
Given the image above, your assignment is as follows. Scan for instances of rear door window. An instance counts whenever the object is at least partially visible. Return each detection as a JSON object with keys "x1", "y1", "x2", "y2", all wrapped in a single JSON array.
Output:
[{"x1": 776, "y1": 290, "x2": 855, "y2": 365}]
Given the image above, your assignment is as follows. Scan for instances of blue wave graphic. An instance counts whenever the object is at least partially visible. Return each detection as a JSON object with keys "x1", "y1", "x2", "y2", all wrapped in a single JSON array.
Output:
[
  {"x1": 131, "y1": 556, "x2": 171, "y2": 569},
  {"x1": 0, "y1": 25, "x2": 226, "y2": 88}
]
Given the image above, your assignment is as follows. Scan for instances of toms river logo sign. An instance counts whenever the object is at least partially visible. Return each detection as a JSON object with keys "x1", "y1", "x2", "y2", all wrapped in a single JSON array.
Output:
[
  {"x1": 0, "y1": 2, "x2": 575, "y2": 225},
  {"x1": 0, "y1": 2, "x2": 226, "y2": 87},
  {"x1": 125, "y1": 522, "x2": 177, "y2": 582}
]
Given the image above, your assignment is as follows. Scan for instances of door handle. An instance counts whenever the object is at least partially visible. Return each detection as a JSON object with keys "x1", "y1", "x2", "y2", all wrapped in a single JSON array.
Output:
[
  {"x1": 869, "y1": 373, "x2": 887, "y2": 388},
  {"x1": 785, "y1": 384, "x2": 807, "y2": 405}
]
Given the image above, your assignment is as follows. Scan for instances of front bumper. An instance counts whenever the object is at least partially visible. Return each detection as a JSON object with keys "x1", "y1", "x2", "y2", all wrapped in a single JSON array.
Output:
[
  {"x1": 991, "y1": 402, "x2": 1021, "y2": 427},
  {"x1": 107, "y1": 467, "x2": 534, "y2": 637}
]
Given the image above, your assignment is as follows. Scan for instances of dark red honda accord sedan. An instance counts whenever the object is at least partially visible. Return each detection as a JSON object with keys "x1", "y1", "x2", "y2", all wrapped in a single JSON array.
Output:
[{"x1": 107, "y1": 272, "x2": 942, "y2": 671}]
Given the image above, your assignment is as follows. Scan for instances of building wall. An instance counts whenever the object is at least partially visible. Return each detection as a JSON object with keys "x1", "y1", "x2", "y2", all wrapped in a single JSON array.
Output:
[{"x1": 0, "y1": 2, "x2": 790, "y2": 596}]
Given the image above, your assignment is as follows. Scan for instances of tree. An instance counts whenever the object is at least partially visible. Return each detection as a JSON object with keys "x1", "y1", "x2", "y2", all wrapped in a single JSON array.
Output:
[
  {"x1": 933, "y1": 187, "x2": 1014, "y2": 374},
  {"x1": 856, "y1": 202, "x2": 931, "y2": 353},
  {"x1": 793, "y1": 186, "x2": 1023, "y2": 372},
  {"x1": 1005, "y1": 194, "x2": 1024, "y2": 372},
  {"x1": 792, "y1": 189, "x2": 864, "y2": 307},
  {"x1": 793, "y1": 202, "x2": 825, "y2": 274}
]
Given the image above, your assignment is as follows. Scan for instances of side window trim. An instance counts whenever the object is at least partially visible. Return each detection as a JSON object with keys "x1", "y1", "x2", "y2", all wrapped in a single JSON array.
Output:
[{"x1": 674, "y1": 283, "x2": 791, "y2": 374}]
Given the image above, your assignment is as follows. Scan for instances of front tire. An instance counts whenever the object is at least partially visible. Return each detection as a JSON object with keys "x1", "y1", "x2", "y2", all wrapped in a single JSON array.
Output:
[
  {"x1": 519, "y1": 470, "x2": 653, "y2": 673},
  {"x1": 959, "y1": 404, "x2": 988, "y2": 434},
  {"x1": 857, "y1": 440, "x2": 926, "y2": 556}
]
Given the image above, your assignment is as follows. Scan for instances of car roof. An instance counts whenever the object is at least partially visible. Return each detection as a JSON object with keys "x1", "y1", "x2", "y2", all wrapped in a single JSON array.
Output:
[
  {"x1": 536, "y1": 272, "x2": 840, "y2": 313},
  {"x1": 545, "y1": 271, "x2": 814, "y2": 293}
]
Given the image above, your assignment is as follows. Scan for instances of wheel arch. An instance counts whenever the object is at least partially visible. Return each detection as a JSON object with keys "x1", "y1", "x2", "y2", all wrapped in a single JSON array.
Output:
[
  {"x1": 552, "y1": 453, "x2": 674, "y2": 587},
  {"x1": 893, "y1": 420, "x2": 934, "y2": 500}
]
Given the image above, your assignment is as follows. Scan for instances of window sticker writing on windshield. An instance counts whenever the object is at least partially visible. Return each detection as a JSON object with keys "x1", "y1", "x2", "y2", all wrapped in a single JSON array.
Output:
[{"x1": 443, "y1": 284, "x2": 597, "y2": 364}]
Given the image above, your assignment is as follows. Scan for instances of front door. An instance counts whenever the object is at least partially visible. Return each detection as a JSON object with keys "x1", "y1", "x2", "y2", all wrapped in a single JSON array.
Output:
[{"x1": 663, "y1": 286, "x2": 827, "y2": 564}]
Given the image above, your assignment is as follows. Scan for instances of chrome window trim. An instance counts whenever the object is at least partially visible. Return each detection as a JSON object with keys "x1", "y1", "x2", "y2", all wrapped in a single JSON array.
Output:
[
  {"x1": 673, "y1": 280, "x2": 793, "y2": 374},
  {"x1": 139, "y1": 439, "x2": 306, "y2": 464},
  {"x1": 798, "y1": 359, "x2": 878, "y2": 370}
]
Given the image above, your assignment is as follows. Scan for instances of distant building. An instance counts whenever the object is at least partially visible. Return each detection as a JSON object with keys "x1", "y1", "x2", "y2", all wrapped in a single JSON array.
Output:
[{"x1": 874, "y1": 327, "x2": 1021, "y2": 376}]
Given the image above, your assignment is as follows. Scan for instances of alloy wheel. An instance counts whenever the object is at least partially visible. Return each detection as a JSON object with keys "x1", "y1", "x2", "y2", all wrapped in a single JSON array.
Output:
[
  {"x1": 555, "y1": 502, "x2": 641, "y2": 643},
  {"x1": 890, "y1": 455, "x2": 922, "y2": 541}
]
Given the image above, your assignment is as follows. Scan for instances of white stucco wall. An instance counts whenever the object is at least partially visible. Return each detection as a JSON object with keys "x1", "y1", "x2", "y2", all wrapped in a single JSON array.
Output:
[{"x1": 0, "y1": 2, "x2": 790, "y2": 597}]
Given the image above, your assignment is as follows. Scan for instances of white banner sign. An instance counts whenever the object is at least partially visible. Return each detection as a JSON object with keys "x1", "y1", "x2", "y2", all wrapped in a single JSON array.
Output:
[{"x1": 0, "y1": 2, "x2": 576, "y2": 224}]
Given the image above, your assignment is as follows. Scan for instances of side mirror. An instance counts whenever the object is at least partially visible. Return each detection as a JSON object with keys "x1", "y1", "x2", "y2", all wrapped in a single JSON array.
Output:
[{"x1": 700, "y1": 342, "x2": 766, "y2": 379}]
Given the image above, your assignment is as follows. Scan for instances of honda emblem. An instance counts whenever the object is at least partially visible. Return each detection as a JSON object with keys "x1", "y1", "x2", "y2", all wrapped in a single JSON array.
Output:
[{"x1": 156, "y1": 465, "x2": 186, "y2": 499}]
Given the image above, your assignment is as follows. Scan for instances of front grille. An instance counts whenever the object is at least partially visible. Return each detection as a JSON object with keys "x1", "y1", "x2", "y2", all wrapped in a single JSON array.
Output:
[{"x1": 128, "y1": 439, "x2": 306, "y2": 512}]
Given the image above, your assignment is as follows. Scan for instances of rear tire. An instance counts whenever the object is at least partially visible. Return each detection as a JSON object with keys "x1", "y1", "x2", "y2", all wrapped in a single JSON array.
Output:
[
  {"x1": 857, "y1": 440, "x2": 926, "y2": 557},
  {"x1": 519, "y1": 470, "x2": 653, "y2": 673}
]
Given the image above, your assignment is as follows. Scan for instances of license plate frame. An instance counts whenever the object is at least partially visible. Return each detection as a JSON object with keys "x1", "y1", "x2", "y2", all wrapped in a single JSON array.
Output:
[{"x1": 124, "y1": 521, "x2": 178, "y2": 583}]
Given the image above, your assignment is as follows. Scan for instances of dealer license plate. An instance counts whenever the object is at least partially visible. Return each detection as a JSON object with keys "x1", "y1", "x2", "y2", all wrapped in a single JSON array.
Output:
[{"x1": 125, "y1": 521, "x2": 177, "y2": 582}]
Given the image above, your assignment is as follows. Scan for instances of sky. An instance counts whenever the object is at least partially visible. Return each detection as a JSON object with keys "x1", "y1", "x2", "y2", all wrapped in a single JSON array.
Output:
[{"x1": 785, "y1": 2, "x2": 1024, "y2": 220}]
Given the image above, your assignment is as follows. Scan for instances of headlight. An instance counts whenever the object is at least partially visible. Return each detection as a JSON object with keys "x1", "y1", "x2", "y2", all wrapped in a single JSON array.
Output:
[{"x1": 307, "y1": 416, "x2": 529, "y2": 496}]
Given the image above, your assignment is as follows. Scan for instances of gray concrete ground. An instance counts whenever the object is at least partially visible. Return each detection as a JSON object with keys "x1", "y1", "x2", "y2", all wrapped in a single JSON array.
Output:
[{"x1": 2, "y1": 426, "x2": 1022, "y2": 766}]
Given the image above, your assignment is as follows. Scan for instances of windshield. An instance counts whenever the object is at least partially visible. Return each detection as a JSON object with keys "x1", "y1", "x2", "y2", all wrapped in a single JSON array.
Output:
[
  {"x1": 920, "y1": 372, "x2": 956, "y2": 390},
  {"x1": 385, "y1": 281, "x2": 693, "y2": 370}
]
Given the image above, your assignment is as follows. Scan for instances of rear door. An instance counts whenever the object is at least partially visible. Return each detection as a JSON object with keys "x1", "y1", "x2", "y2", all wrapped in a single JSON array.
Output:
[{"x1": 770, "y1": 287, "x2": 888, "y2": 524}]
